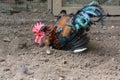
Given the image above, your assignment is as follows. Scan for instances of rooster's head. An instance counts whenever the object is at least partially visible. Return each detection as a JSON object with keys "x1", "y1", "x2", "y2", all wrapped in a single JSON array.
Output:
[{"x1": 32, "y1": 22, "x2": 46, "y2": 46}]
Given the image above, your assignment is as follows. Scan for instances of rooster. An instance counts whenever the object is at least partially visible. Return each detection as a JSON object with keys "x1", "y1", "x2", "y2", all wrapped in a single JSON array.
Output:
[{"x1": 32, "y1": 1, "x2": 106, "y2": 53}]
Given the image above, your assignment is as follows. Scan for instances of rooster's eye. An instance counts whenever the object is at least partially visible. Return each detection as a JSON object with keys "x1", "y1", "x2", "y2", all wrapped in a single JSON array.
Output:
[{"x1": 40, "y1": 26, "x2": 47, "y2": 31}]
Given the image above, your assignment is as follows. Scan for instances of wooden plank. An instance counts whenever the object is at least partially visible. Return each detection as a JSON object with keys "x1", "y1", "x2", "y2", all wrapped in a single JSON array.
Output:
[
  {"x1": 61, "y1": 6, "x2": 120, "y2": 15},
  {"x1": 4, "y1": 0, "x2": 16, "y2": 4},
  {"x1": 52, "y1": 0, "x2": 120, "y2": 15}
]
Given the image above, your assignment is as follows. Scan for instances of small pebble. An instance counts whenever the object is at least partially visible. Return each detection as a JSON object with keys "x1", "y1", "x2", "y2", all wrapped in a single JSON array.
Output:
[
  {"x1": 102, "y1": 26, "x2": 106, "y2": 30},
  {"x1": 32, "y1": 50, "x2": 39, "y2": 54},
  {"x1": 63, "y1": 60, "x2": 67, "y2": 64},
  {"x1": 96, "y1": 37, "x2": 98, "y2": 40},
  {"x1": 21, "y1": 64, "x2": 34, "y2": 75},
  {"x1": 3, "y1": 37, "x2": 11, "y2": 42},
  {"x1": 0, "y1": 58, "x2": 5, "y2": 62},
  {"x1": 111, "y1": 26, "x2": 115, "y2": 29},
  {"x1": 3, "y1": 68, "x2": 10, "y2": 71},
  {"x1": 111, "y1": 58, "x2": 115, "y2": 62},
  {"x1": 59, "y1": 76, "x2": 65, "y2": 80},
  {"x1": 21, "y1": 64, "x2": 28, "y2": 74},
  {"x1": 20, "y1": 78, "x2": 29, "y2": 80},
  {"x1": 46, "y1": 49, "x2": 51, "y2": 55},
  {"x1": 59, "y1": 77, "x2": 64, "y2": 80},
  {"x1": 44, "y1": 59, "x2": 49, "y2": 62}
]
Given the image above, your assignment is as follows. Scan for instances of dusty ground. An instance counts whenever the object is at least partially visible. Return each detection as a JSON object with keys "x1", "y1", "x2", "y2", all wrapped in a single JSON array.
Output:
[{"x1": 0, "y1": 12, "x2": 120, "y2": 80}]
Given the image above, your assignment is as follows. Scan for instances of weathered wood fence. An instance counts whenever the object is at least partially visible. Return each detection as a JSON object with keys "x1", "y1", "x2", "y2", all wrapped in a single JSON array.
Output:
[{"x1": 48, "y1": 0, "x2": 120, "y2": 15}]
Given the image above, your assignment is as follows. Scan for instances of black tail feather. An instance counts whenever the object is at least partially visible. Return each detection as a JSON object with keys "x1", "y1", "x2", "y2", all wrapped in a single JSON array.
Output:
[
  {"x1": 70, "y1": 36, "x2": 89, "y2": 51},
  {"x1": 63, "y1": 33, "x2": 89, "y2": 51},
  {"x1": 71, "y1": 34, "x2": 87, "y2": 46}
]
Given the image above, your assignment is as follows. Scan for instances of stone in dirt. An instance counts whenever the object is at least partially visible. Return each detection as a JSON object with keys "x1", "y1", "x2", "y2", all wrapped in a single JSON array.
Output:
[
  {"x1": 46, "y1": 49, "x2": 52, "y2": 55},
  {"x1": 21, "y1": 64, "x2": 33, "y2": 75},
  {"x1": 0, "y1": 58, "x2": 5, "y2": 62},
  {"x1": 3, "y1": 37, "x2": 11, "y2": 42}
]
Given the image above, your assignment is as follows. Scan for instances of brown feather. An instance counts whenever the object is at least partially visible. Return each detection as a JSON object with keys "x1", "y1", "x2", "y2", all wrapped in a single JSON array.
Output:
[
  {"x1": 56, "y1": 16, "x2": 72, "y2": 39},
  {"x1": 44, "y1": 16, "x2": 72, "y2": 48}
]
